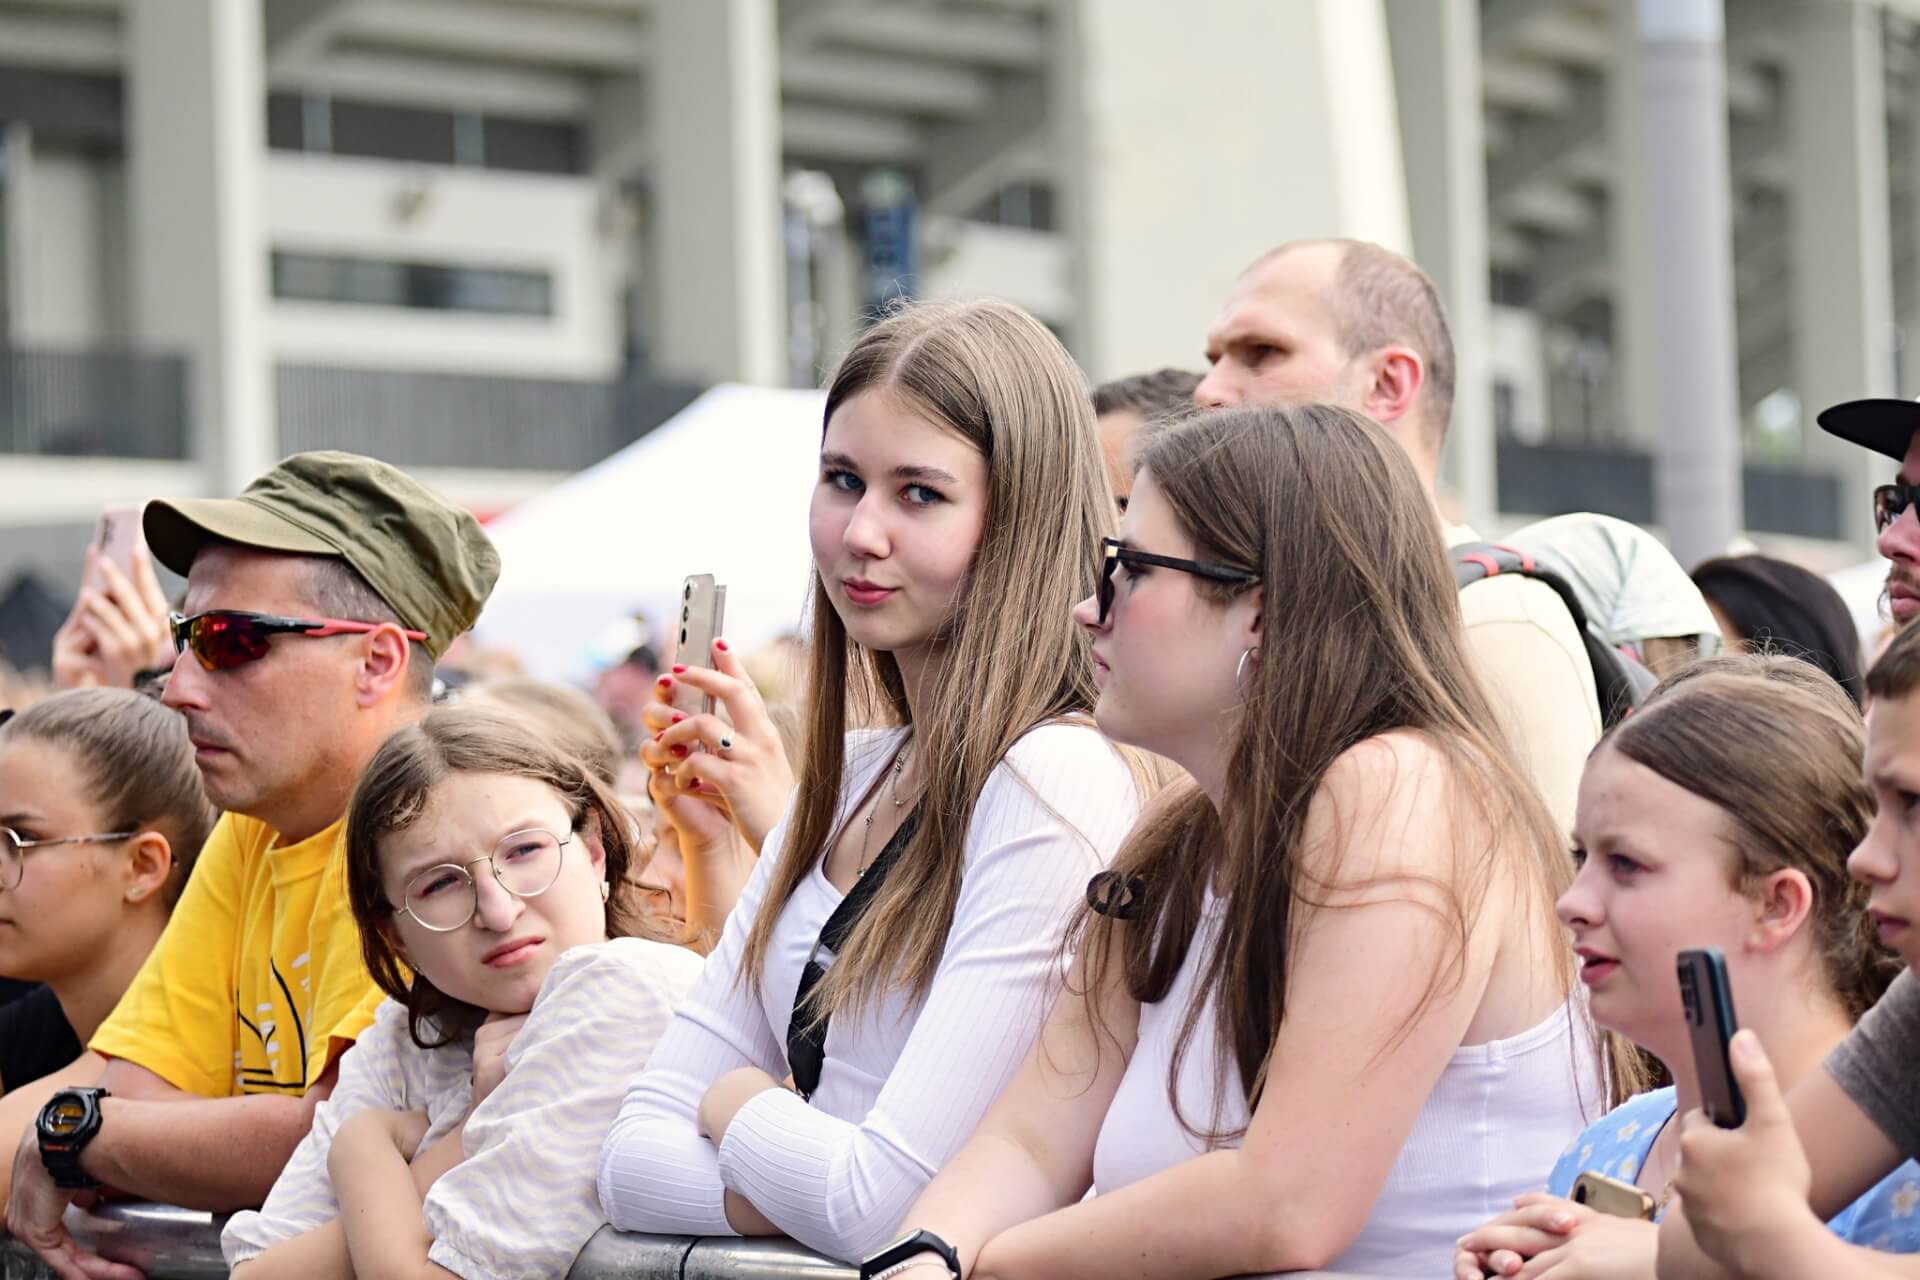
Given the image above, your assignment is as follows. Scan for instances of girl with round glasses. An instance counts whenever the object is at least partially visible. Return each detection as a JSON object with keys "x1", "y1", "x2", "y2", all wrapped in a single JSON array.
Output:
[
  {"x1": 221, "y1": 707, "x2": 703, "y2": 1280},
  {"x1": 0, "y1": 689, "x2": 213, "y2": 1100}
]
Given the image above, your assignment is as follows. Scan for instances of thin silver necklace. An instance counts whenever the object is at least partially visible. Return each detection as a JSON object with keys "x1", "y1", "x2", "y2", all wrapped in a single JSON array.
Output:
[{"x1": 857, "y1": 740, "x2": 913, "y2": 877}]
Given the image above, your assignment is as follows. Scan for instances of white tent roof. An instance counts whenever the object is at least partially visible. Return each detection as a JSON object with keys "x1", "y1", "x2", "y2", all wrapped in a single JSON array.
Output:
[{"x1": 474, "y1": 383, "x2": 827, "y2": 684}]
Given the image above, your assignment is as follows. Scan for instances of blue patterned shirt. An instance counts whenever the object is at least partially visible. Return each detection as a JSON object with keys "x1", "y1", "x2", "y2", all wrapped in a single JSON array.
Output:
[{"x1": 1547, "y1": 1086, "x2": 1920, "y2": 1248}]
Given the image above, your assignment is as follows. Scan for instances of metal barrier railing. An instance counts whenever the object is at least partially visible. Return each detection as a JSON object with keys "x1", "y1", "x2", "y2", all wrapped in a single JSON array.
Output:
[{"x1": 0, "y1": 1202, "x2": 856, "y2": 1280}]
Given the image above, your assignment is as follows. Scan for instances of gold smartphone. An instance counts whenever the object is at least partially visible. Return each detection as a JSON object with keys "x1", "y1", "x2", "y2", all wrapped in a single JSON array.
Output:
[{"x1": 1570, "y1": 1170, "x2": 1655, "y2": 1221}]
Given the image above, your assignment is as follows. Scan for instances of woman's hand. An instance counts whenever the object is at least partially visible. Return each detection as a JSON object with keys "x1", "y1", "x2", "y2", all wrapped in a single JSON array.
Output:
[
  {"x1": 640, "y1": 640, "x2": 794, "y2": 851},
  {"x1": 1667, "y1": 1030, "x2": 1821, "y2": 1279},
  {"x1": 51, "y1": 546, "x2": 175, "y2": 690},
  {"x1": 1456, "y1": 1194, "x2": 1657, "y2": 1279},
  {"x1": 471, "y1": 1012, "x2": 527, "y2": 1107},
  {"x1": 696, "y1": 1066, "x2": 783, "y2": 1144},
  {"x1": 648, "y1": 768, "x2": 757, "y2": 949}
]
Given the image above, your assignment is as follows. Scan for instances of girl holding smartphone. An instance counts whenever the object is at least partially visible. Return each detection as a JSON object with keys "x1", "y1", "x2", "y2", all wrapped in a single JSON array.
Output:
[
  {"x1": 882, "y1": 402, "x2": 1617, "y2": 1279},
  {"x1": 595, "y1": 298, "x2": 1145, "y2": 1263},
  {"x1": 1454, "y1": 657, "x2": 1920, "y2": 1279}
]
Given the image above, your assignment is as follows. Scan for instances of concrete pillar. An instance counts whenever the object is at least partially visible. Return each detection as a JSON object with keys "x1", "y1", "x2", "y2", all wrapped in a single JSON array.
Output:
[
  {"x1": 1386, "y1": 0, "x2": 1495, "y2": 530},
  {"x1": 1613, "y1": 0, "x2": 1744, "y2": 566},
  {"x1": 1054, "y1": 0, "x2": 1411, "y2": 381},
  {"x1": 0, "y1": 123, "x2": 31, "y2": 341},
  {"x1": 650, "y1": 0, "x2": 785, "y2": 386},
  {"x1": 1789, "y1": 0, "x2": 1895, "y2": 549},
  {"x1": 126, "y1": 0, "x2": 274, "y2": 491}
]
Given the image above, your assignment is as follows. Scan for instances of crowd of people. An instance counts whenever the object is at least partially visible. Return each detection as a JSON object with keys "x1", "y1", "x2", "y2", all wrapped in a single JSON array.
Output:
[{"x1": 0, "y1": 236, "x2": 1915, "y2": 1280}]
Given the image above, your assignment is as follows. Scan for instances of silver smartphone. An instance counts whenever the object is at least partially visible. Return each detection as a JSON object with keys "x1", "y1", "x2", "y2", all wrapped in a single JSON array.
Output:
[{"x1": 674, "y1": 574, "x2": 727, "y2": 719}]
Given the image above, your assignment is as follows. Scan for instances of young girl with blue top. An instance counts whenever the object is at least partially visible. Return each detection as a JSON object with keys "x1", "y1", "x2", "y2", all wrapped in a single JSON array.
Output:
[{"x1": 1455, "y1": 656, "x2": 1920, "y2": 1279}]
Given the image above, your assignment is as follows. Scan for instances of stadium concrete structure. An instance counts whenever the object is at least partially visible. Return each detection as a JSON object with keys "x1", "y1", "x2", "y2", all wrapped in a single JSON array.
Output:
[{"x1": 0, "y1": 0, "x2": 1913, "y2": 594}]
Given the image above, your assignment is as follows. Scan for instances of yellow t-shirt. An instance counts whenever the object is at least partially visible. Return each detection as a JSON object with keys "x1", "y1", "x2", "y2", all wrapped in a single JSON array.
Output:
[{"x1": 90, "y1": 813, "x2": 384, "y2": 1097}]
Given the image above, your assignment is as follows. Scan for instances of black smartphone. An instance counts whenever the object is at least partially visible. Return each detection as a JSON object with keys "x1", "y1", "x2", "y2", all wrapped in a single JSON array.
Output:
[{"x1": 1677, "y1": 947, "x2": 1746, "y2": 1128}]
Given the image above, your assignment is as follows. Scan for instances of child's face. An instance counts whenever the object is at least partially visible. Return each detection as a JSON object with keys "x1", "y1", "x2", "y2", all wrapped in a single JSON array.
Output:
[
  {"x1": 380, "y1": 771, "x2": 610, "y2": 1018},
  {"x1": 1854, "y1": 691, "x2": 1920, "y2": 970}
]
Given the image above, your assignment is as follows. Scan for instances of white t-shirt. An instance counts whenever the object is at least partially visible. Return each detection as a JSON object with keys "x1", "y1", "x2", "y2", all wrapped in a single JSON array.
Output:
[
  {"x1": 1093, "y1": 892, "x2": 1602, "y2": 1277},
  {"x1": 222, "y1": 936, "x2": 702, "y2": 1279},
  {"x1": 596, "y1": 722, "x2": 1141, "y2": 1262},
  {"x1": 1449, "y1": 523, "x2": 1604, "y2": 834}
]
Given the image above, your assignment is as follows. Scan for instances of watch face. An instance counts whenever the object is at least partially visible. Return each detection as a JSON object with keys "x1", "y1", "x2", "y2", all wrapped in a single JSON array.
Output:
[{"x1": 43, "y1": 1097, "x2": 88, "y2": 1137}]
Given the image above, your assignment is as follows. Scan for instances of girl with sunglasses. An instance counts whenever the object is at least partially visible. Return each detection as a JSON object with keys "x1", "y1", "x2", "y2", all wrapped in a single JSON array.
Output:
[
  {"x1": 883, "y1": 403, "x2": 1620, "y2": 1279},
  {"x1": 0, "y1": 690, "x2": 214, "y2": 1098},
  {"x1": 596, "y1": 298, "x2": 1146, "y2": 1263},
  {"x1": 221, "y1": 706, "x2": 703, "y2": 1279}
]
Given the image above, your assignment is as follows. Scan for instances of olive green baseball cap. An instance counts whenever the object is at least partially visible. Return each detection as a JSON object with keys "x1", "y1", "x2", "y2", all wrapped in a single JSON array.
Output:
[{"x1": 142, "y1": 451, "x2": 500, "y2": 659}]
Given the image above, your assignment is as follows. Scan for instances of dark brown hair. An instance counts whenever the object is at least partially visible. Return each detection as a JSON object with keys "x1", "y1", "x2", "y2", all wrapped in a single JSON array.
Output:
[
  {"x1": 1091, "y1": 369, "x2": 1203, "y2": 422},
  {"x1": 345, "y1": 705, "x2": 666, "y2": 1049},
  {"x1": 1692, "y1": 555, "x2": 1864, "y2": 706},
  {"x1": 463, "y1": 677, "x2": 625, "y2": 787},
  {"x1": 1, "y1": 687, "x2": 215, "y2": 905},
  {"x1": 1866, "y1": 615, "x2": 1920, "y2": 702},
  {"x1": 1075, "y1": 402, "x2": 1613, "y2": 1139},
  {"x1": 1604, "y1": 654, "x2": 1895, "y2": 1020},
  {"x1": 741, "y1": 297, "x2": 1130, "y2": 1018}
]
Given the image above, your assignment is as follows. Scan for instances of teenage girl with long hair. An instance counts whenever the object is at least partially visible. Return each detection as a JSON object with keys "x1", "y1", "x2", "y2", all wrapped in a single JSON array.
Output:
[
  {"x1": 596, "y1": 298, "x2": 1145, "y2": 1262},
  {"x1": 883, "y1": 403, "x2": 1619, "y2": 1279}
]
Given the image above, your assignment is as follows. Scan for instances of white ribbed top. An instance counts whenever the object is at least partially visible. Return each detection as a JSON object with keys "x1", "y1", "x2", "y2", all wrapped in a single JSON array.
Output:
[{"x1": 597, "y1": 722, "x2": 1140, "y2": 1262}]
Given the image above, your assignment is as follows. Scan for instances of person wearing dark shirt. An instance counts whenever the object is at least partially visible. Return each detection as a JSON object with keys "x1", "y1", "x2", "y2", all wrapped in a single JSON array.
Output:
[{"x1": 0, "y1": 690, "x2": 213, "y2": 1097}]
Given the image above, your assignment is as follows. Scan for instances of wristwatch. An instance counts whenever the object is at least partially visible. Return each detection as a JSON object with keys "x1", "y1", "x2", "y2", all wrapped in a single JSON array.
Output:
[
  {"x1": 859, "y1": 1229, "x2": 962, "y2": 1279},
  {"x1": 37, "y1": 1087, "x2": 109, "y2": 1189}
]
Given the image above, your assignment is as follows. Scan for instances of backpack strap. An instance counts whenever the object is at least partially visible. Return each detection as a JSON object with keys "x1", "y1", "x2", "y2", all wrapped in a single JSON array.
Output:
[{"x1": 1452, "y1": 541, "x2": 1646, "y2": 728}]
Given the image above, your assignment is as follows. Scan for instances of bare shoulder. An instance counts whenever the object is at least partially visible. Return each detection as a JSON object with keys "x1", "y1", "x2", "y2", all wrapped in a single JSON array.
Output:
[{"x1": 1301, "y1": 731, "x2": 1463, "y2": 886}]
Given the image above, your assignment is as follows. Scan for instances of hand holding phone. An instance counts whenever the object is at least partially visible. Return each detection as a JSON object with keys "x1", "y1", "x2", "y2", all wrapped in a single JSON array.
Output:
[{"x1": 1678, "y1": 946, "x2": 1747, "y2": 1128}]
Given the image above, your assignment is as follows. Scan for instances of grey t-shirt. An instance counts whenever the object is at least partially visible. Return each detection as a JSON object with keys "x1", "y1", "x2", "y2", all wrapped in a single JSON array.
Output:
[{"x1": 1826, "y1": 967, "x2": 1920, "y2": 1160}]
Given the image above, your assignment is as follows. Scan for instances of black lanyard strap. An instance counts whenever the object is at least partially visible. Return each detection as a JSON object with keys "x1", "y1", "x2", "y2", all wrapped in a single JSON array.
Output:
[{"x1": 786, "y1": 807, "x2": 921, "y2": 1101}]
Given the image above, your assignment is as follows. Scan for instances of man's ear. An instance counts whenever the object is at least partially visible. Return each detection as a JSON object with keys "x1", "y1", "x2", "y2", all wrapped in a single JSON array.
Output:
[
  {"x1": 1362, "y1": 346, "x2": 1424, "y2": 428},
  {"x1": 121, "y1": 832, "x2": 173, "y2": 906},
  {"x1": 356, "y1": 624, "x2": 414, "y2": 706}
]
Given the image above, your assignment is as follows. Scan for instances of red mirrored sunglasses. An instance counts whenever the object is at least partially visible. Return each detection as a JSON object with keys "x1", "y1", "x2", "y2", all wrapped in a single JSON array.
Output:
[{"x1": 169, "y1": 610, "x2": 428, "y2": 672}]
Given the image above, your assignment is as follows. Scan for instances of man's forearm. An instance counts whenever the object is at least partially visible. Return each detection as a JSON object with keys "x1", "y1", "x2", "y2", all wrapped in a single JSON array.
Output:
[{"x1": 86, "y1": 1095, "x2": 313, "y2": 1210}]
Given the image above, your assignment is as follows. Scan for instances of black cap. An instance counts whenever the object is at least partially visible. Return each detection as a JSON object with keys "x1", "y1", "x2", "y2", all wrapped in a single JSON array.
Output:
[{"x1": 1816, "y1": 398, "x2": 1920, "y2": 462}]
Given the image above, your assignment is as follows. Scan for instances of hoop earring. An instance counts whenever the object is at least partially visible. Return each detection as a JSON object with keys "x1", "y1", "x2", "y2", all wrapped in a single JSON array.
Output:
[{"x1": 1236, "y1": 647, "x2": 1259, "y2": 689}]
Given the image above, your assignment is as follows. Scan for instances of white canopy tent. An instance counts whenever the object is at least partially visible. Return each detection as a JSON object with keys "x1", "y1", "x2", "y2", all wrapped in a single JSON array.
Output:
[{"x1": 474, "y1": 383, "x2": 828, "y2": 685}]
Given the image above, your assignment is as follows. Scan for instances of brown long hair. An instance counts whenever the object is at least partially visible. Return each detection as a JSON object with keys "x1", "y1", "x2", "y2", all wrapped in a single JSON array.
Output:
[
  {"x1": 1075, "y1": 403, "x2": 1609, "y2": 1139},
  {"x1": 345, "y1": 706, "x2": 667, "y2": 1049},
  {"x1": 740, "y1": 298, "x2": 1126, "y2": 1017},
  {"x1": 1604, "y1": 654, "x2": 1896, "y2": 1020}
]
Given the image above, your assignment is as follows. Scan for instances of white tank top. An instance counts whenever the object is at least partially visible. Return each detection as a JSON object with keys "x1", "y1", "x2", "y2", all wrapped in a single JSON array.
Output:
[{"x1": 1091, "y1": 894, "x2": 1603, "y2": 1277}]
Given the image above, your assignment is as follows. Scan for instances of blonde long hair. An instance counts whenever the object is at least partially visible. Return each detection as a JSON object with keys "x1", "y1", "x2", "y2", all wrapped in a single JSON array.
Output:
[{"x1": 740, "y1": 298, "x2": 1120, "y2": 1017}]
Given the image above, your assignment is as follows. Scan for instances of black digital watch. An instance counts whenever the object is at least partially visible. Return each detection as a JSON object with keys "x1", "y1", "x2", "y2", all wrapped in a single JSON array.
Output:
[
  {"x1": 36, "y1": 1087, "x2": 108, "y2": 1190},
  {"x1": 859, "y1": 1229, "x2": 962, "y2": 1279}
]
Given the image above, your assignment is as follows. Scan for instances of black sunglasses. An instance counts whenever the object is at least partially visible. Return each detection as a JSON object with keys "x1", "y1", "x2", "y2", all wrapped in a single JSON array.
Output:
[
  {"x1": 169, "y1": 610, "x2": 429, "y2": 672},
  {"x1": 1875, "y1": 483, "x2": 1919, "y2": 533},
  {"x1": 1097, "y1": 537, "x2": 1258, "y2": 626}
]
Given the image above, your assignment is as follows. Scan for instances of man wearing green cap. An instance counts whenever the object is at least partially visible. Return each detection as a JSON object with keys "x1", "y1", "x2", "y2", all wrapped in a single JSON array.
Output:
[{"x1": 4, "y1": 452, "x2": 497, "y2": 1278}]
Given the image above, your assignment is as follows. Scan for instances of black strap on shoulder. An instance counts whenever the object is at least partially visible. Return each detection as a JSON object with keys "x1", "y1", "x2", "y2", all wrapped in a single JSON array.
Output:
[
  {"x1": 1086, "y1": 870, "x2": 1144, "y2": 919},
  {"x1": 786, "y1": 807, "x2": 922, "y2": 1102}
]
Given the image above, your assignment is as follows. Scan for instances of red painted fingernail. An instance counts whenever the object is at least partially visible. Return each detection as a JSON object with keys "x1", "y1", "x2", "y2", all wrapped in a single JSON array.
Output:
[
  {"x1": 653, "y1": 730, "x2": 663, "y2": 741},
  {"x1": 671, "y1": 745, "x2": 688, "y2": 758},
  {"x1": 714, "y1": 639, "x2": 729, "y2": 652},
  {"x1": 670, "y1": 712, "x2": 687, "y2": 724},
  {"x1": 658, "y1": 676, "x2": 672, "y2": 689},
  {"x1": 672, "y1": 664, "x2": 688, "y2": 674}
]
